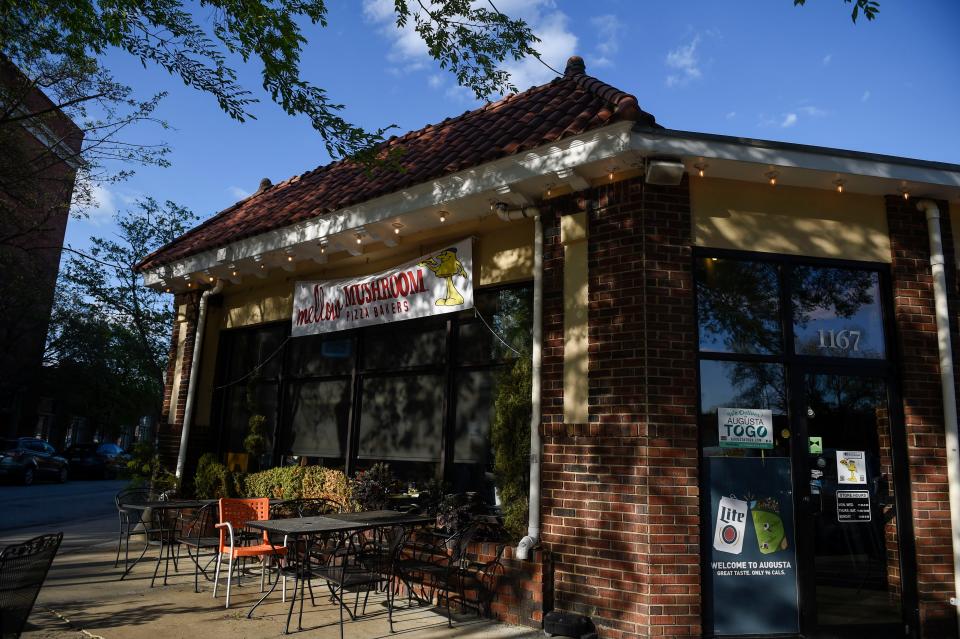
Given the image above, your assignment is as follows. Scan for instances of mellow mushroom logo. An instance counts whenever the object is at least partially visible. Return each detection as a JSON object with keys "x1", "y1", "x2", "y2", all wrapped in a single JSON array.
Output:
[{"x1": 291, "y1": 238, "x2": 474, "y2": 337}]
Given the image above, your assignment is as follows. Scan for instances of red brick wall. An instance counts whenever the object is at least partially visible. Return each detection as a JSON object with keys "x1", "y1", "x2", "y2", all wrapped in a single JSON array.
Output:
[
  {"x1": 541, "y1": 175, "x2": 700, "y2": 638},
  {"x1": 886, "y1": 195, "x2": 958, "y2": 638},
  {"x1": 158, "y1": 291, "x2": 200, "y2": 468}
]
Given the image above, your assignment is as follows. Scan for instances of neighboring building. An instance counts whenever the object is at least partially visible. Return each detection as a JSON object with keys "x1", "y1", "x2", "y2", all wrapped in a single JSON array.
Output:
[
  {"x1": 136, "y1": 57, "x2": 960, "y2": 638},
  {"x1": 0, "y1": 57, "x2": 83, "y2": 438}
]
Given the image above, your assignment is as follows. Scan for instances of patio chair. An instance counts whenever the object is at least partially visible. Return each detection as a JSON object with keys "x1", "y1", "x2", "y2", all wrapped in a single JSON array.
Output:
[
  {"x1": 395, "y1": 523, "x2": 480, "y2": 627},
  {"x1": 213, "y1": 498, "x2": 287, "y2": 608},
  {"x1": 113, "y1": 487, "x2": 153, "y2": 573},
  {"x1": 0, "y1": 532, "x2": 63, "y2": 639},
  {"x1": 307, "y1": 531, "x2": 394, "y2": 639},
  {"x1": 455, "y1": 519, "x2": 510, "y2": 617},
  {"x1": 174, "y1": 502, "x2": 219, "y2": 593}
]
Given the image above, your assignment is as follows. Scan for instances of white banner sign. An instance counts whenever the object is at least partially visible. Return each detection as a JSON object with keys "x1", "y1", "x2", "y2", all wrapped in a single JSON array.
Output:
[
  {"x1": 718, "y1": 407, "x2": 774, "y2": 449},
  {"x1": 292, "y1": 238, "x2": 473, "y2": 336}
]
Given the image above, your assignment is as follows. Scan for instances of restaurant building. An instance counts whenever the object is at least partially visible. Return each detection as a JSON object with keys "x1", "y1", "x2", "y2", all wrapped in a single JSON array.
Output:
[{"x1": 136, "y1": 57, "x2": 960, "y2": 638}]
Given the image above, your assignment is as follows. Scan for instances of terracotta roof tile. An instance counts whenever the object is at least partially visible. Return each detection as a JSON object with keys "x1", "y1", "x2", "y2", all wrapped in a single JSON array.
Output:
[{"x1": 136, "y1": 63, "x2": 658, "y2": 271}]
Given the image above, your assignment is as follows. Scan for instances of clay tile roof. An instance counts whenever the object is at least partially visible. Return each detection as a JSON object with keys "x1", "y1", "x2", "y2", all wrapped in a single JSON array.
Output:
[{"x1": 136, "y1": 59, "x2": 658, "y2": 272}]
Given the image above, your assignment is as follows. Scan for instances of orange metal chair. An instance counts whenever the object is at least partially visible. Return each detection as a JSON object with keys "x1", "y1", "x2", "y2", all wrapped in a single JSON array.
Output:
[{"x1": 213, "y1": 498, "x2": 287, "y2": 608}]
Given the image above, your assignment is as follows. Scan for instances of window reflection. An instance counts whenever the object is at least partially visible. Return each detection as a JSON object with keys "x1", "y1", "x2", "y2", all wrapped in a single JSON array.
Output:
[
  {"x1": 696, "y1": 258, "x2": 782, "y2": 355},
  {"x1": 791, "y1": 267, "x2": 885, "y2": 359},
  {"x1": 699, "y1": 360, "x2": 789, "y2": 458}
]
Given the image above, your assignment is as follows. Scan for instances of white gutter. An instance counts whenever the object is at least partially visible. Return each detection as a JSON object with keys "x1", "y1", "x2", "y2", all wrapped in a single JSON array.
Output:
[
  {"x1": 492, "y1": 202, "x2": 543, "y2": 561},
  {"x1": 174, "y1": 280, "x2": 224, "y2": 479},
  {"x1": 919, "y1": 199, "x2": 960, "y2": 626}
]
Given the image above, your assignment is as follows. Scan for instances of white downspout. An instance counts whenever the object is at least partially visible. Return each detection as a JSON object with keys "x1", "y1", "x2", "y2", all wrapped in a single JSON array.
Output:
[
  {"x1": 491, "y1": 202, "x2": 542, "y2": 561},
  {"x1": 175, "y1": 280, "x2": 224, "y2": 479},
  {"x1": 919, "y1": 198, "x2": 960, "y2": 626}
]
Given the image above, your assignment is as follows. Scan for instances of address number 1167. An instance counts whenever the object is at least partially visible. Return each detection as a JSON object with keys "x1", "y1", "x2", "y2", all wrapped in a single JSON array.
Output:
[{"x1": 818, "y1": 329, "x2": 861, "y2": 352}]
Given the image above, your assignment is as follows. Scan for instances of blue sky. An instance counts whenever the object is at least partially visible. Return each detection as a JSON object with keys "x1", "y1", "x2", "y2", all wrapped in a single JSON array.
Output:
[{"x1": 67, "y1": 0, "x2": 960, "y2": 251}]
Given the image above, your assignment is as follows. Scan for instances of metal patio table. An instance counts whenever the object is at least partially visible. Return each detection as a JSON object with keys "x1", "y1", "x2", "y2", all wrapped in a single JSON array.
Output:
[
  {"x1": 245, "y1": 511, "x2": 434, "y2": 634},
  {"x1": 119, "y1": 499, "x2": 216, "y2": 585}
]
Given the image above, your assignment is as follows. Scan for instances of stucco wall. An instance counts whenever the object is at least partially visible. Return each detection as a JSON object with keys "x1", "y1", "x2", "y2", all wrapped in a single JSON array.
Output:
[{"x1": 691, "y1": 177, "x2": 890, "y2": 262}]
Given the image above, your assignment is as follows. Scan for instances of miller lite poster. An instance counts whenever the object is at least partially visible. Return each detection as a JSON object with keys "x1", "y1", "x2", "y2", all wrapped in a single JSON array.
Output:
[
  {"x1": 713, "y1": 496, "x2": 747, "y2": 555},
  {"x1": 292, "y1": 238, "x2": 473, "y2": 337},
  {"x1": 703, "y1": 457, "x2": 799, "y2": 636}
]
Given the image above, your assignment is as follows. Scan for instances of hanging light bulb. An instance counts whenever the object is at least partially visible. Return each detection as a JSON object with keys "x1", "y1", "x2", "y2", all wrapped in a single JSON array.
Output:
[
  {"x1": 834, "y1": 179, "x2": 845, "y2": 193},
  {"x1": 694, "y1": 162, "x2": 707, "y2": 178},
  {"x1": 287, "y1": 255, "x2": 293, "y2": 262},
  {"x1": 439, "y1": 211, "x2": 447, "y2": 223},
  {"x1": 765, "y1": 170, "x2": 778, "y2": 186},
  {"x1": 231, "y1": 270, "x2": 238, "y2": 277},
  {"x1": 902, "y1": 189, "x2": 910, "y2": 200}
]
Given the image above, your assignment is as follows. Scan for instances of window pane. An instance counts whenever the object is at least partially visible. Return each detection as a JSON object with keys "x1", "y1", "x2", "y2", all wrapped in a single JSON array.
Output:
[
  {"x1": 363, "y1": 321, "x2": 446, "y2": 369},
  {"x1": 699, "y1": 360, "x2": 789, "y2": 457},
  {"x1": 696, "y1": 258, "x2": 781, "y2": 354},
  {"x1": 227, "y1": 325, "x2": 286, "y2": 380},
  {"x1": 357, "y1": 374, "x2": 444, "y2": 461},
  {"x1": 284, "y1": 379, "x2": 350, "y2": 460},
  {"x1": 459, "y1": 287, "x2": 532, "y2": 364},
  {"x1": 221, "y1": 382, "x2": 278, "y2": 457},
  {"x1": 454, "y1": 369, "x2": 497, "y2": 464},
  {"x1": 791, "y1": 266, "x2": 885, "y2": 359},
  {"x1": 288, "y1": 335, "x2": 354, "y2": 377}
]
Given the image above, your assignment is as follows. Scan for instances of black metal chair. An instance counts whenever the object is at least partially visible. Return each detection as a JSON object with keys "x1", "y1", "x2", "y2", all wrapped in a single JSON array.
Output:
[
  {"x1": 395, "y1": 523, "x2": 480, "y2": 627},
  {"x1": 114, "y1": 487, "x2": 153, "y2": 574},
  {"x1": 0, "y1": 532, "x2": 63, "y2": 639},
  {"x1": 455, "y1": 519, "x2": 510, "y2": 618},
  {"x1": 174, "y1": 502, "x2": 219, "y2": 593}
]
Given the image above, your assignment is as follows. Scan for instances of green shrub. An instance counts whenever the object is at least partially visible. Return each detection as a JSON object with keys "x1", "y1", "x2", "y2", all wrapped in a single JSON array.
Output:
[
  {"x1": 126, "y1": 440, "x2": 179, "y2": 495},
  {"x1": 302, "y1": 466, "x2": 352, "y2": 510},
  {"x1": 193, "y1": 453, "x2": 235, "y2": 499},
  {"x1": 350, "y1": 463, "x2": 397, "y2": 511},
  {"x1": 492, "y1": 355, "x2": 531, "y2": 540},
  {"x1": 244, "y1": 465, "x2": 304, "y2": 500}
]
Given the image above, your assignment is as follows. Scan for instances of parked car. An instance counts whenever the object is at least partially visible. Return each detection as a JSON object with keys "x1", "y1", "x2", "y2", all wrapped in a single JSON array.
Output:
[
  {"x1": 0, "y1": 438, "x2": 69, "y2": 485},
  {"x1": 64, "y1": 442, "x2": 130, "y2": 479}
]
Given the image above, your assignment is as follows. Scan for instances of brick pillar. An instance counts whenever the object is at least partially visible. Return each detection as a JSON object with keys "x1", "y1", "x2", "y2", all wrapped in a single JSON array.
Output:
[
  {"x1": 541, "y1": 175, "x2": 700, "y2": 638},
  {"x1": 886, "y1": 195, "x2": 958, "y2": 638},
  {"x1": 158, "y1": 291, "x2": 200, "y2": 469}
]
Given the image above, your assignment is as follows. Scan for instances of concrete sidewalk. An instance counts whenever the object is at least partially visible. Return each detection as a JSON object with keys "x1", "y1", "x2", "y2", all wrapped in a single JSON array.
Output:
[{"x1": 22, "y1": 538, "x2": 542, "y2": 639}]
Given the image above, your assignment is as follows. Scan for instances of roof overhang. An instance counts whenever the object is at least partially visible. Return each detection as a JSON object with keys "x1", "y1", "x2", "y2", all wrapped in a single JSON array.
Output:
[{"x1": 144, "y1": 121, "x2": 960, "y2": 292}]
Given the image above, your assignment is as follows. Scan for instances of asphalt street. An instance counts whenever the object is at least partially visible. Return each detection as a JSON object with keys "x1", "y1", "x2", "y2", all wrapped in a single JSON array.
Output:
[{"x1": 0, "y1": 479, "x2": 126, "y2": 549}]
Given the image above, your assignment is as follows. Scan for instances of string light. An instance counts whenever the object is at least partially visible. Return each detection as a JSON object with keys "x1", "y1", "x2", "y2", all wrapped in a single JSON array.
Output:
[
  {"x1": 208, "y1": 276, "x2": 215, "y2": 282},
  {"x1": 439, "y1": 211, "x2": 447, "y2": 223},
  {"x1": 287, "y1": 255, "x2": 293, "y2": 262},
  {"x1": 394, "y1": 226, "x2": 400, "y2": 235},
  {"x1": 260, "y1": 263, "x2": 265, "y2": 270},
  {"x1": 608, "y1": 170, "x2": 614, "y2": 181},
  {"x1": 902, "y1": 189, "x2": 910, "y2": 200},
  {"x1": 231, "y1": 270, "x2": 238, "y2": 277},
  {"x1": 834, "y1": 179, "x2": 845, "y2": 193},
  {"x1": 694, "y1": 162, "x2": 707, "y2": 178},
  {"x1": 765, "y1": 170, "x2": 778, "y2": 186},
  {"x1": 356, "y1": 234, "x2": 362, "y2": 245}
]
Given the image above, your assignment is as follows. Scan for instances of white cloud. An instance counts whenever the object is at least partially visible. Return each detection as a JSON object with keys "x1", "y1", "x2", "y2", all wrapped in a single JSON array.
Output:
[
  {"x1": 861, "y1": 90, "x2": 871, "y2": 102},
  {"x1": 822, "y1": 53, "x2": 832, "y2": 66},
  {"x1": 665, "y1": 34, "x2": 702, "y2": 88},
  {"x1": 590, "y1": 14, "x2": 624, "y2": 68},
  {"x1": 227, "y1": 185, "x2": 251, "y2": 200},
  {"x1": 726, "y1": 111, "x2": 736, "y2": 119},
  {"x1": 362, "y1": 0, "x2": 577, "y2": 97},
  {"x1": 87, "y1": 183, "x2": 117, "y2": 225},
  {"x1": 797, "y1": 105, "x2": 827, "y2": 117},
  {"x1": 781, "y1": 112, "x2": 798, "y2": 128}
]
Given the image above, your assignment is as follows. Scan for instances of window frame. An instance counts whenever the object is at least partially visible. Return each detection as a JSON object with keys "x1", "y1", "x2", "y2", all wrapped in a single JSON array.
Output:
[{"x1": 210, "y1": 281, "x2": 532, "y2": 488}]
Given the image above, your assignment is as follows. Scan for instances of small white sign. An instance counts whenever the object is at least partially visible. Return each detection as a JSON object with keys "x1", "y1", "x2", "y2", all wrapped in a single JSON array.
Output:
[
  {"x1": 718, "y1": 408, "x2": 774, "y2": 449},
  {"x1": 836, "y1": 450, "x2": 867, "y2": 485},
  {"x1": 713, "y1": 496, "x2": 748, "y2": 555}
]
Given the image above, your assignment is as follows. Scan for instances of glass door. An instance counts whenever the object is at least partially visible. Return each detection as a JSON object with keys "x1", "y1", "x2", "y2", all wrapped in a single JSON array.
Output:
[{"x1": 797, "y1": 372, "x2": 906, "y2": 637}]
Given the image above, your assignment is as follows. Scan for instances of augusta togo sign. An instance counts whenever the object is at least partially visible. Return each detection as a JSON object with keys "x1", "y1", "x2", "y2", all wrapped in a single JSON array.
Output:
[{"x1": 291, "y1": 238, "x2": 474, "y2": 336}]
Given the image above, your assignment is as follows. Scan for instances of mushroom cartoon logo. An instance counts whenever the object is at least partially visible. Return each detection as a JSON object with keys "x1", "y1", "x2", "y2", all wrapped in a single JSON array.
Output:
[
  {"x1": 839, "y1": 457, "x2": 859, "y2": 483},
  {"x1": 419, "y1": 247, "x2": 467, "y2": 306}
]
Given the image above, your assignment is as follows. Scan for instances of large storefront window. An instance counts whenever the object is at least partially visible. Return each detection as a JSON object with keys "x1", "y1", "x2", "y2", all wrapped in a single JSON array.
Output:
[
  {"x1": 211, "y1": 284, "x2": 531, "y2": 498},
  {"x1": 695, "y1": 251, "x2": 913, "y2": 639}
]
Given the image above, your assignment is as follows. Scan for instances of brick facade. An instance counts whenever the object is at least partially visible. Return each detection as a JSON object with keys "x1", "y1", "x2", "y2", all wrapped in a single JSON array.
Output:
[
  {"x1": 541, "y1": 175, "x2": 700, "y2": 638},
  {"x1": 886, "y1": 195, "x2": 958, "y2": 638},
  {"x1": 158, "y1": 291, "x2": 200, "y2": 468}
]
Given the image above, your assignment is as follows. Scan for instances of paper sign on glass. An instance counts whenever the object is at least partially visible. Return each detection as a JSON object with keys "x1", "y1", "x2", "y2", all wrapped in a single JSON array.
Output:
[
  {"x1": 835, "y1": 450, "x2": 867, "y2": 484},
  {"x1": 717, "y1": 408, "x2": 773, "y2": 449},
  {"x1": 713, "y1": 496, "x2": 748, "y2": 555}
]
